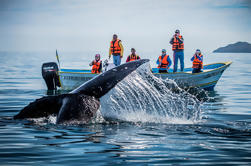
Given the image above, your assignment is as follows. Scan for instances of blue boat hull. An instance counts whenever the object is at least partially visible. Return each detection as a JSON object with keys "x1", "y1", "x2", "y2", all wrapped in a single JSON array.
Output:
[
  {"x1": 152, "y1": 62, "x2": 232, "y2": 91},
  {"x1": 57, "y1": 62, "x2": 232, "y2": 91}
]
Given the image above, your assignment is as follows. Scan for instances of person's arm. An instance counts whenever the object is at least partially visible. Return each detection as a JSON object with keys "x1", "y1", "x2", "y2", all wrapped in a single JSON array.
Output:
[
  {"x1": 197, "y1": 55, "x2": 203, "y2": 62},
  {"x1": 156, "y1": 58, "x2": 160, "y2": 65},
  {"x1": 119, "y1": 41, "x2": 124, "y2": 58},
  {"x1": 89, "y1": 61, "x2": 93, "y2": 66},
  {"x1": 109, "y1": 48, "x2": 112, "y2": 58},
  {"x1": 137, "y1": 55, "x2": 140, "y2": 60},
  {"x1": 191, "y1": 55, "x2": 195, "y2": 61},
  {"x1": 126, "y1": 56, "x2": 130, "y2": 62},
  {"x1": 167, "y1": 56, "x2": 172, "y2": 69},
  {"x1": 169, "y1": 37, "x2": 174, "y2": 44},
  {"x1": 177, "y1": 36, "x2": 184, "y2": 44},
  {"x1": 99, "y1": 61, "x2": 102, "y2": 72},
  {"x1": 200, "y1": 56, "x2": 203, "y2": 68}
]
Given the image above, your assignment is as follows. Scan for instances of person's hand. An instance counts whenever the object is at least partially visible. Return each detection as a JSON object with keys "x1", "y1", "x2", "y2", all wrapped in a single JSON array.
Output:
[
  {"x1": 120, "y1": 55, "x2": 123, "y2": 58},
  {"x1": 109, "y1": 55, "x2": 111, "y2": 59}
]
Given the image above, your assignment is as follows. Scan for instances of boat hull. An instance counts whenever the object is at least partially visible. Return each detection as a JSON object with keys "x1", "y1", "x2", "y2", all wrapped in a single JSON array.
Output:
[
  {"x1": 58, "y1": 62, "x2": 232, "y2": 91},
  {"x1": 153, "y1": 62, "x2": 232, "y2": 90},
  {"x1": 59, "y1": 69, "x2": 98, "y2": 90}
]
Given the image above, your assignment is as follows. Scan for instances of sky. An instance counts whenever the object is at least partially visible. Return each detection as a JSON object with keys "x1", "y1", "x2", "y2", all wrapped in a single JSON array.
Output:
[{"x1": 0, "y1": 0, "x2": 250, "y2": 56}]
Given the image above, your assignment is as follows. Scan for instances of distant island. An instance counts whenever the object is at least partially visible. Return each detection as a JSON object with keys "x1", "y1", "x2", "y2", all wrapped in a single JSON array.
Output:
[{"x1": 213, "y1": 42, "x2": 251, "y2": 53}]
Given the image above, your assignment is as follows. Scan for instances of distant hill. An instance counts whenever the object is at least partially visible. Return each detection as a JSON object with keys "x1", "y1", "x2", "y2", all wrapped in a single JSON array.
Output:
[{"x1": 213, "y1": 42, "x2": 251, "y2": 53}]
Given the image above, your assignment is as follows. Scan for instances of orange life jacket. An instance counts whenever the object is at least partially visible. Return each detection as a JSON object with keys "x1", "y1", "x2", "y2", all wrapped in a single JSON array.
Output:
[
  {"x1": 158, "y1": 55, "x2": 170, "y2": 69},
  {"x1": 192, "y1": 54, "x2": 203, "y2": 69},
  {"x1": 128, "y1": 54, "x2": 139, "y2": 62},
  {"x1": 172, "y1": 35, "x2": 184, "y2": 50},
  {"x1": 110, "y1": 39, "x2": 121, "y2": 54},
  {"x1": 91, "y1": 60, "x2": 101, "y2": 73}
]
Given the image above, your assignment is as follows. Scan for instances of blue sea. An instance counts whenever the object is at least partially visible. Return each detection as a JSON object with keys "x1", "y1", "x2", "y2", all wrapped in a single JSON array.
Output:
[{"x1": 0, "y1": 52, "x2": 250, "y2": 165}]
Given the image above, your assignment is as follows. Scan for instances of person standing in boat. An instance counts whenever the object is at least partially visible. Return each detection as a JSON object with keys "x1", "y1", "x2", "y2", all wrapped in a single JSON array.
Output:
[
  {"x1": 156, "y1": 49, "x2": 172, "y2": 73},
  {"x1": 170, "y1": 29, "x2": 184, "y2": 72},
  {"x1": 109, "y1": 34, "x2": 124, "y2": 66},
  {"x1": 90, "y1": 54, "x2": 102, "y2": 73},
  {"x1": 191, "y1": 49, "x2": 203, "y2": 73},
  {"x1": 126, "y1": 48, "x2": 141, "y2": 62}
]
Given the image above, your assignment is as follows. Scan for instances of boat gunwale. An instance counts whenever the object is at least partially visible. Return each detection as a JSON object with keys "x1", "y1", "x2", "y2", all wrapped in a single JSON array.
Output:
[
  {"x1": 58, "y1": 61, "x2": 232, "y2": 75},
  {"x1": 59, "y1": 71, "x2": 97, "y2": 74},
  {"x1": 152, "y1": 61, "x2": 232, "y2": 75},
  {"x1": 57, "y1": 61, "x2": 232, "y2": 90}
]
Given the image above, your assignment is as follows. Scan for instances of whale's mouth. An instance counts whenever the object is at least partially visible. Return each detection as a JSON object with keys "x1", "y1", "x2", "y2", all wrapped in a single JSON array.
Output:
[{"x1": 100, "y1": 62, "x2": 203, "y2": 124}]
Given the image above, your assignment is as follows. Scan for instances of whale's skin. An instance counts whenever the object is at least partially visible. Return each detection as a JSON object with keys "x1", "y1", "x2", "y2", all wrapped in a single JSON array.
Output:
[
  {"x1": 14, "y1": 59, "x2": 149, "y2": 124},
  {"x1": 56, "y1": 94, "x2": 100, "y2": 124}
]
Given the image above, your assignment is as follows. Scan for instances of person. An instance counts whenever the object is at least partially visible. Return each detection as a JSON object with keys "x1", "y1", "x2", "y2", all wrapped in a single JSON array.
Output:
[
  {"x1": 89, "y1": 54, "x2": 102, "y2": 73},
  {"x1": 156, "y1": 49, "x2": 172, "y2": 73},
  {"x1": 170, "y1": 29, "x2": 184, "y2": 72},
  {"x1": 126, "y1": 48, "x2": 141, "y2": 62},
  {"x1": 109, "y1": 34, "x2": 124, "y2": 66},
  {"x1": 191, "y1": 49, "x2": 203, "y2": 73}
]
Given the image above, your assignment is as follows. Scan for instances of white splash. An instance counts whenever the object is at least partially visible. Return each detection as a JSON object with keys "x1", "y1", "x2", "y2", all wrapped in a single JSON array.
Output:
[
  {"x1": 100, "y1": 63, "x2": 202, "y2": 124},
  {"x1": 28, "y1": 115, "x2": 57, "y2": 125}
]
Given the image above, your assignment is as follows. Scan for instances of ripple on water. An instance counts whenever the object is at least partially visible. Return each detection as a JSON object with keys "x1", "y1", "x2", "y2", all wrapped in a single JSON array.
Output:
[{"x1": 0, "y1": 52, "x2": 251, "y2": 165}]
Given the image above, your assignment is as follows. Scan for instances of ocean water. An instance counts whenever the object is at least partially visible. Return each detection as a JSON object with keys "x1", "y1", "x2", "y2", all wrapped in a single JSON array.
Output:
[{"x1": 0, "y1": 52, "x2": 250, "y2": 165}]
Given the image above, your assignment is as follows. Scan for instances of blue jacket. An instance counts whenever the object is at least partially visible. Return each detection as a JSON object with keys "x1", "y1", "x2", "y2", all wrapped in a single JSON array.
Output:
[
  {"x1": 191, "y1": 54, "x2": 203, "y2": 62},
  {"x1": 156, "y1": 55, "x2": 172, "y2": 69}
]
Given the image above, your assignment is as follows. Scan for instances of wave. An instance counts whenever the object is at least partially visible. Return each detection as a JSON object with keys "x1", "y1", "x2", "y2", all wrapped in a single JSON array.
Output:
[{"x1": 100, "y1": 63, "x2": 203, "y2": 124}]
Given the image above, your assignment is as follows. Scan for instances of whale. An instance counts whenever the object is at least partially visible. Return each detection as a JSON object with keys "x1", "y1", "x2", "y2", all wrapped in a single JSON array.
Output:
[{"x1": 14, "y1": 59, "x2": 149, "y2": 124}]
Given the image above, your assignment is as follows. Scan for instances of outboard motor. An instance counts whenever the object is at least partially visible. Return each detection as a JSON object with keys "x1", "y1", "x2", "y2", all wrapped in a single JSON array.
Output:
[{"x1": 42, "y1": 62, "x2": 61, "y2": 90}]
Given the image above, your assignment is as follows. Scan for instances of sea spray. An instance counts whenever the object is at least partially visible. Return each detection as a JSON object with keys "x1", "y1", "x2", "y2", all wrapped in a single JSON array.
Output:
[
  {"x1": 26, "y1": 63, "x2": 203, "y2": 125},
  {"x1": 100, "y1": 63, "x2": 203, "y2": 124}
]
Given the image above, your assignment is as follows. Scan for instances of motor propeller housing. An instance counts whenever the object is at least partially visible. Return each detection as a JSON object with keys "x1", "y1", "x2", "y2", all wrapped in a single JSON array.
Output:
[{"x1": 42, "y1": 62, "x2": 61, "y2": 90}]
